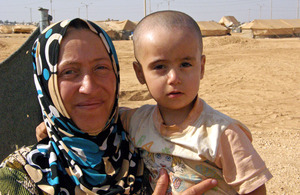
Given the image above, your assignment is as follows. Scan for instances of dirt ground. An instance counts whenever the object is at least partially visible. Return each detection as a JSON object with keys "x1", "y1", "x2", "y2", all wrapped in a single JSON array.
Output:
[{"x1": 1, "y1": 33, "x2": 299, "y2": 194}]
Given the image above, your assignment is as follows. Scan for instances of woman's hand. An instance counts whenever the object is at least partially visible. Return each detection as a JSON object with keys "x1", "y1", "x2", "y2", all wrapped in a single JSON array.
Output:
[
  {"x1": 36, "y1": 122, "x2": 47, "y2": 141},
  {"x1": 153, "y1": 169, "x2": 217, "y2": 195}
]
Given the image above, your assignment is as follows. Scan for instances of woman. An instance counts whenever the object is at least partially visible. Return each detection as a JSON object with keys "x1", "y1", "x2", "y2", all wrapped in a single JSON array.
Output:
[
  {"x1": 0, "y1": 18, "x2": 143, "y2": 195},
  {"x1": 0, "y1": 18, "x2": 216, "y2": 195}
]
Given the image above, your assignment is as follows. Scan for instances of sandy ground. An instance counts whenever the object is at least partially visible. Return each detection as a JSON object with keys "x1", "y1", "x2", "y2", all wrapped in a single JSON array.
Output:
[{"x1": 1, "y1": 33, "x2": 299, "y2": 194}]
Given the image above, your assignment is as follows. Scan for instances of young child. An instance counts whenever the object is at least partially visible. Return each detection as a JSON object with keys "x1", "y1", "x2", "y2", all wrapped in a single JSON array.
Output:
[{"x1": 120, "y1": 10, "x2": 273, "y2": 194}]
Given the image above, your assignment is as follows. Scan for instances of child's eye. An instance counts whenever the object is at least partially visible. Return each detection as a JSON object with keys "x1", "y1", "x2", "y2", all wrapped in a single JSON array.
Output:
[
  {"x1": 181, "y1": 62, "x2": 192, "y2": 68},
  {"x1": 153, "y1": 64, "x2": 165, "y2": 70}
]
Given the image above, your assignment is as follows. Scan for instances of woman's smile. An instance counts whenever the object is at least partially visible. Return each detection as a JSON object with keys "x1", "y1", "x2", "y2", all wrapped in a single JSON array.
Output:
[{"x1": 76, "y1": 99, "x2": 104, "y2": 109}]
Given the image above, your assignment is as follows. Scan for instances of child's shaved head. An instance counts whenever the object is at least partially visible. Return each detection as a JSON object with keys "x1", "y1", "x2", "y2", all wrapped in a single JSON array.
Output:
[{"x1": 133, "y1": 10, "x2": 203, "y2": 61}]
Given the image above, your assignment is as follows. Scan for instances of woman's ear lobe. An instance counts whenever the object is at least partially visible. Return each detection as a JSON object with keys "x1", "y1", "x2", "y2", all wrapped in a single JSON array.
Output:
[{"x1": 133, "y1": 61, "x2": 146, "y2": 84}]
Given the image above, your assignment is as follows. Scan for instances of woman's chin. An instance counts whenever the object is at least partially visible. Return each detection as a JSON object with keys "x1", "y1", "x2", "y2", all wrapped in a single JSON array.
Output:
[
  {"x1": 80, "y1": 126, "x2": 104, "y2": 135},
  {"x1": 75, "y1": 118, "x2": 106, "y2": 135}
]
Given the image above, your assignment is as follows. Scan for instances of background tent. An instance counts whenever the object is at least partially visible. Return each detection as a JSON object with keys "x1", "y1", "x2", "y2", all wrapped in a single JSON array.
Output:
[
  {"x1": 241, "y1": 19, "x2": 297, "y2": 38},
  {"x1": 94, "y1": 20, "x2": 137, "y2": 40},
  {"x1": 197, "y1": 21, "x2": 230, "y2": 36},
  {"x1": 219, "y1": 16, "x2": 239, "y2": 28},
  {"x1": 281, "y1": 19, "x2": 300, "y2": 35},
  {"x1": 106, "y1": 20, "x2": 136, "y2": 31},
  {"x1": 13, "y1": 25, "x2": 37, "y2": 34},
  {"x1": 0, "y1": 25, "x2": 37, "y2": 34},
  {"x1": 0, "y1": 28, "x2": 42, "y2": 161},
  {"x1": 93, "y1": 21, "x2": 119, "y2": 39},
  {"x1": 0, "y1": 25, "x2": 14, "y2": 34},
  {"x1": 105, "y1": 20, "x2": 136, "y2": 40}
]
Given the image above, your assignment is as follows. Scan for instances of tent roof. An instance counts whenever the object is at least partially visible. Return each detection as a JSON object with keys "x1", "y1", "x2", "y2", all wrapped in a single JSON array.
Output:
[
  {"x1": 241, "y1": 19, "x2": 292, "y2": 29},
  {"x1": 197, "y1": 21, "x2": 228, "y2": 30},
  {"x1": 94, "y1": 20, "x2": 137, "y2": 32},
  {"x1": 281, "y1": 19, "x2": 300, "y2": 28},
  {"x1": 93, "y1": 21, "x2": 111, "y2": 31},
  {"x1": 105, "y1": 20, "x2": 136, "y2": 31},
  {"x1": 281, "y1": 19, "x2": 300, "y2": 33},
  {"x1": 120, "y1": 20, "x2": 137, "y2": 31},
  {"x1": 197, "y1": 21, "x2": 230, "y2": 36},
  {"x1": 241, "y1": 19, "x2": 300, "y2": 36},
  {"x1": 219, "y1": 16, "x2": 239, "y2": 27}
]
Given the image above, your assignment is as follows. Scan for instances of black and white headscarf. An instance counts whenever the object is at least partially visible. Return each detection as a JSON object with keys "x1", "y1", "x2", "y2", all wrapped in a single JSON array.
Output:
[{"x1": 25, "y1": 18, "x2": 143, "y2": 194}]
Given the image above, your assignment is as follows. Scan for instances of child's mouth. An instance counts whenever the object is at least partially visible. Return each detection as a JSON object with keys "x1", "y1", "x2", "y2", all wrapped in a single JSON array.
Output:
[{"x1": 167, "y1": 91, "x2": 183, "y2": 98}]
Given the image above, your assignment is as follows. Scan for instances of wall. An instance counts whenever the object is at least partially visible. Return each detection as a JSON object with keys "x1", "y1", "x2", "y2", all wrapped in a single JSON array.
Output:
[{"x1": 0, "y1": 28, "x2": 42, "y2": 161}]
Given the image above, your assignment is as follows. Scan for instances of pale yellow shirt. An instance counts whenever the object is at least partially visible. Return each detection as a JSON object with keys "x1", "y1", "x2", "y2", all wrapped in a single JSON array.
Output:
[{"x1": 120, "y1": 98, "x2": 272, "y2": 194}]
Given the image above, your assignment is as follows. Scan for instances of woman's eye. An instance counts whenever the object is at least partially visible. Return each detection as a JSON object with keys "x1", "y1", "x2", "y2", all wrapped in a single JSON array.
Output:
[
  {"x1": 181, "y1": 62, "x2": 192, "y2": 68},
  {"x1": 64, "y1": 70, "x2": 75, "y2": 74},
  {"x1": 60, "y1": 69, "x2": 75, "y2": 76},
  {"x1": 95, "y1": 64, "x2": 111, "y2": 71},
  {"x1": 58, "y1": 68, "x2": 77, "y2": 79},
  {"x1": 96, "y1": 65, "x2": 105, "y2": 70}
]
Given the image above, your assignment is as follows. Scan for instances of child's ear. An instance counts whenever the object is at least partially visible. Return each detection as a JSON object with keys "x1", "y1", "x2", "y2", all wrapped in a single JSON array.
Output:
[
  {"x1": 133, "y1": 61, "x2": 146, "y2": 84},
  {"x1": 200, "y1": 55, "x2": 206, "y2": 79}
]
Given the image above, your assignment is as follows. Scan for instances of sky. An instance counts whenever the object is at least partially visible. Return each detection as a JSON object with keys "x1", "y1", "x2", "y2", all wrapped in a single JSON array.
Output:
[{"x1": 0, "y1": 0, "x2": 299, "y2": 24}]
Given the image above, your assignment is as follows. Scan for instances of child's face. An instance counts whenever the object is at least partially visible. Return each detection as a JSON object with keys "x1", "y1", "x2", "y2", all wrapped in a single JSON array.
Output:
[{"x1": 133, "y1": 27, "x2": 205, "y2": 112}]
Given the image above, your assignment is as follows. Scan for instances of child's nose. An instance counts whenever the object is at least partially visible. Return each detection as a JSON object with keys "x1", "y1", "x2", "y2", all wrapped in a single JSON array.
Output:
[
  {"x1": 79, "y1": 74, "x2": 97, "y2": 94},
  {"x1": 167, "y1": 69, "x2": 181, "y2": 85}
]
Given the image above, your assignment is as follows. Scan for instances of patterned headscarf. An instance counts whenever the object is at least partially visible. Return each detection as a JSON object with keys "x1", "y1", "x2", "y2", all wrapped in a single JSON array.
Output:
[{"x1": 25, "y1": 18, "x2": 143, "y2": 194}]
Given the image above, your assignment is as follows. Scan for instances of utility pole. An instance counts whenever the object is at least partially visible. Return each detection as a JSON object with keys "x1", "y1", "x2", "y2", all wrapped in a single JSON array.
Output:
[
  {"x1": 81, "y1": 2, "x2": 90, "y2": 20},
  {"x1": 248, "y1": 9, "x2": 251, "y2": 22},
  {"x1": 50, "y1": 0, "x2": 53, "y2": 16},
  {"x1": 258, "y1": 4, "x2": 262, "y2": 19},
  {"x1": 157, "y1": 2, "x2": 163, "y2": 10},
  {"x1": 270, "y1": 0, "x2": 272, "y2": 19},
  {"x1": 29, "y1": 8, "x2": 32, "y2": 23},
  {"x1": 144, "y1": 0, "x2": 147, "y2": 17},
  {"x1": 78, "y1": 8, "x2": 80, "y2": 18},
  {"x1": 166, "y1": 0, "x2": 174, "y2": 10},
  {"x1": 25, "y1": 7, "x2": 32, "y2": 23},
  {"x1": 297, "y1": 0, "x2": 299, "y2": 19}
]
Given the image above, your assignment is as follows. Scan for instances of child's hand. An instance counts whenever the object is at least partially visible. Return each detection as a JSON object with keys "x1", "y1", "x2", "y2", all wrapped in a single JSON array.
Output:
[
  {"x1": 153, "y1": 168, "x2": 218, "y2": 195},
  {"x1": 36, "y1": 122, "x2": 47, "y2": 141}
]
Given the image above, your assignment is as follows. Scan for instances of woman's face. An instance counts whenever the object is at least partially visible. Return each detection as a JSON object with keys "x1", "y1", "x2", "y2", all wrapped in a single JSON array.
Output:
[{"x1": 57, "y1": 28, "x2": 116, "y2": 135}]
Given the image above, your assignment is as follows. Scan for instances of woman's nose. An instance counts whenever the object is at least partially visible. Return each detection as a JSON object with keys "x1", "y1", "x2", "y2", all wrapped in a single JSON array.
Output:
[
  {"x1": 79, "y1": 74, "x2": 97, "y2": 94},
  {"x1": 167, "y1": 69, "x2": 181, "y2": 85}
]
